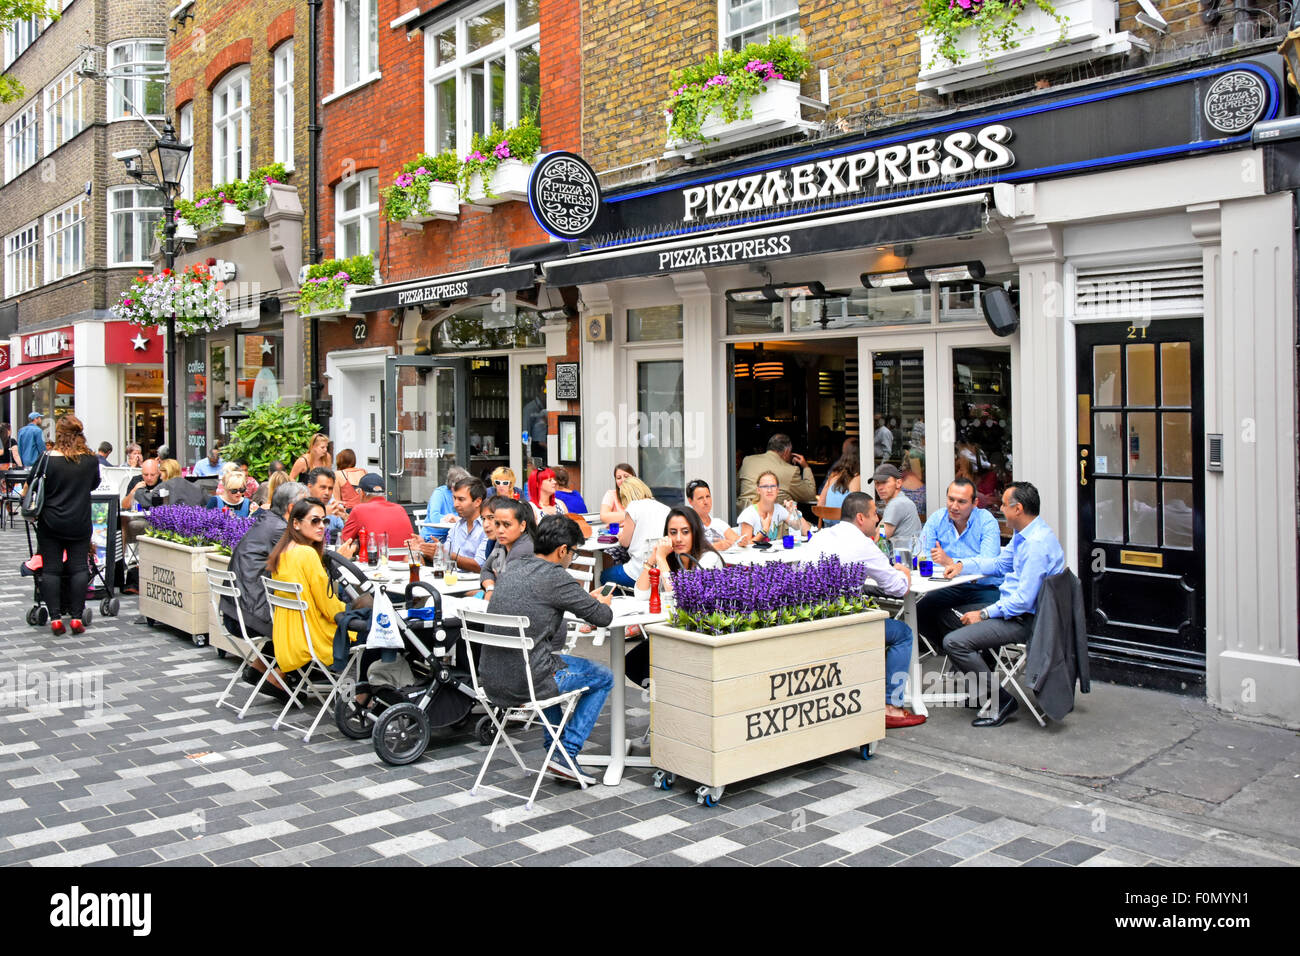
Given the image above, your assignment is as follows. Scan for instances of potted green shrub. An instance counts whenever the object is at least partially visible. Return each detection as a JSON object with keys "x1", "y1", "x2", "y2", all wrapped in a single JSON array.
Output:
[
  {"x1": 461, "y1": 117, "x2": 542, "y2": 206},
  {"x1": 383, "y1": 151, "x2": 461, "y2": 226},
  {"x1": 298, "y1": 254, "x2": 377, "y2": 317},
  {"x1": 220, "y1": 401, "x2": 323, "y2": 477}
]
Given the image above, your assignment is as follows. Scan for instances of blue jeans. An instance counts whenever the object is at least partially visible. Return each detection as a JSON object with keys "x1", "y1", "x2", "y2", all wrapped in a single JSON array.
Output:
[
  {"x1": 600, "y1": 563, "x2": 636, "y2": 587},
  {"x1": 543, "y1": 655, "x2": 614, "y2": 761},
  {"x1": 885, "y1": 618, "x2": 913, "y2": 708}
]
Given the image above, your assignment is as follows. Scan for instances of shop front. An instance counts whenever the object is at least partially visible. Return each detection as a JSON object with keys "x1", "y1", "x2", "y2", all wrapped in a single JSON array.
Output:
[{"x1": 548, "y1": 56, "x2": 1299, "y2": 723}]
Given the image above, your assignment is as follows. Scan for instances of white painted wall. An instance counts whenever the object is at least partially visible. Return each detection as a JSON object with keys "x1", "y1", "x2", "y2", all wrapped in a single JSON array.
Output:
[
  {"x1": 73, "y1": 322, "x2": 121, "y2": 456},
  {"x1": 324, "y1": 346, "x2": 391, "y2": 470}
]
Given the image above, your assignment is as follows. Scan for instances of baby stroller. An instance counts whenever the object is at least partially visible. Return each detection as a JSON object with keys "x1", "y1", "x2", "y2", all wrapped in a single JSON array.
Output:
[
  {"x1": 21, "y1": 521, "x2": 120, "y2": 627},
  {"x1": 323, "y1": 550, "x2": 486, "y2": 765}
]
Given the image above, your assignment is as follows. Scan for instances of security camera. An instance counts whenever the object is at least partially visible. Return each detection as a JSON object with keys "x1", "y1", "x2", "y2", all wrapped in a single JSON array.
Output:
[
  {"x1": 1135, "y1": 0, "x2": 1168, "y2": 33},
  {"x1": 112, "y1": 149, "x2": 142, "y2": 162},
  {"x1": 1251, "y1": 117, "x2": 1300, "y2": 145}
]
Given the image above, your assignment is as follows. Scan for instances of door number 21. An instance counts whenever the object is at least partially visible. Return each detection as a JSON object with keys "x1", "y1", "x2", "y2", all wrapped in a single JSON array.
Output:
[{"x1": 1126, "y1": 325, "x2": 1148, "y2": 339}]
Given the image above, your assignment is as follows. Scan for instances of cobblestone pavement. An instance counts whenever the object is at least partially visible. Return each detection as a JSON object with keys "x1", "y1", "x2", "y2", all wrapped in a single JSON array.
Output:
[{"x1": 0, "y1": 526, "x2": 1295, "y2": 867}]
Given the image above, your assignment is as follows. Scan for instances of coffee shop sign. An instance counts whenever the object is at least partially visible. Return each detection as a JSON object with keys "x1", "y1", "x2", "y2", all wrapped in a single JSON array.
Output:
[{"x1": 681, "y1": 124, "x2": 1015, "y2": 223}]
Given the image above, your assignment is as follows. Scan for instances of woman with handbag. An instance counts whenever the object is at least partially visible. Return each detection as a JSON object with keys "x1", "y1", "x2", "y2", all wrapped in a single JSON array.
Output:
[{"x1": 31, "y1": 415, "x2": 100, "y2": 635}]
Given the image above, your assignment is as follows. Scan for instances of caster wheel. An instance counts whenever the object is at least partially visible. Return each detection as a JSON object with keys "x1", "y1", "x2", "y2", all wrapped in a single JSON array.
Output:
[
  {"x1": 192, "y1": 633, "x2": 209, "y2": 648},
  {"x1": 861, "y1": 744, "x2": 873, "y2": 760},
  {"x1": 701, "y1": 793, "x2": 718, "y2": 808},
  {"x1": 475, "y1": 715, "x2": 497, "y2": 747},
  {"x1": 652, "y1": 770, "x2": 675, "y2": 791},
  {"x1": 695, "y1": 785, "x2": 724, "y2": 807},
  {"x1": 103, "y1": 597, "x2": 120, "y2": 616},
  {"x1": 335, "y1": 696, "x2": 375, "y2": 740},
  {"x1": 373, "y1": 703, "x2": 430, "y2": 765},
  {"x1": 25, "y1": 607, "x2": 37, "y2": 626},
  {"x1": 80, "y1": 607, "x2": 92, "y2": 626},
  {"x1": 216, "y1": 649, "x2": 227, "y2": 659},
  {"x1": 35, "y1": 606, "x2": 49, "y2": 626}
]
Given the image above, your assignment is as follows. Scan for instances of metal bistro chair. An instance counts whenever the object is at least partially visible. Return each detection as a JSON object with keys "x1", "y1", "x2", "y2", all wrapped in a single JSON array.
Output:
[
  {"x1": 261, "y1": 577, "x2": 363, "y2": 742},
  {"x1": 460, "y1": 608, "x2": 592, "y2": 810},
  {"x1": 207, "y1": 568, "x2": 281, "y2": 719},
  {"x1": 562, "y1": 556, "x2": 604, "y2": 651}
]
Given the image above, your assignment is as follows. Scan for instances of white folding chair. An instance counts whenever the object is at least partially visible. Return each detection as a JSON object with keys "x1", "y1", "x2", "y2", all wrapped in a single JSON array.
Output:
[
  {"x1": 990, "y1": 642, "x2": 1047, "y2": 727},
  {"x1": 460, "y1": 608, "x2": 591, "y2": 810},
  {"x1": 207, "y1": 568, "x2": 280, "y2": 719},
  {"x1": 261, "y1": 577, "x2": 363, "y2": 742}
]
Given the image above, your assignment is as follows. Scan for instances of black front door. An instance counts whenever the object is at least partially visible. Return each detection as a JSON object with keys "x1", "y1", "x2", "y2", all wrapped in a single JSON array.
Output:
[{"x1": 1076, "y1": 319, "x2": 1205, "y2": 690}]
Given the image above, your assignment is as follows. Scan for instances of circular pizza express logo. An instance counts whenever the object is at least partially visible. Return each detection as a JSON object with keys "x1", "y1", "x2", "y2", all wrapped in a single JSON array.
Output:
[
  {"x1": 1203, "y1": 71, "x2": 1267, "y2": 134},
  {"x1": 529, "y1": 152, "x2": 602, "y2": 239}
]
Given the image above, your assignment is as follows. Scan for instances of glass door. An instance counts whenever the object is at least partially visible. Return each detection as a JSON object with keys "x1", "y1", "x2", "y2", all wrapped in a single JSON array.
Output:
[
  {"x1": 1076, "y1": 319, "x2": 1205, "y2": 681},
  {"x1": 626, "y1": 349, "x2": 685, "y2": 507},
  {"x1": 862, "y1": 334, "x2": 937, "y2": 530},
  {"x1": 384, "y1": 356, "x2": 468, "y2": 507}
]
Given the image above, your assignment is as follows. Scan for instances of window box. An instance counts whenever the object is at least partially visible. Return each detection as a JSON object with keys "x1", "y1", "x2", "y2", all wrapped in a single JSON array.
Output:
[
  {"x1": 464, "y1": 158, "x2": 534, "y2": 207},
  {"x1": 244, "y1": 203, "x2": 266, "y2": 220},
  {"x1": 917, "y1": 0, "x2": 1142, "y2": 95},
  {"x1": 174, "y1": 221, "x2": 198, "y2": 242},
  {"x1": 664, "y1": 79, "x2": 812, "y2": 161},
  {"x1": 200, "y1": 204, "x2": 246, "y2": 234},
  {"x1": 400, "y1": 181, "x2": 460, "y2": 228},
  {"x1": 301, "y1": 284, "x2": 373, "y2": 319}
]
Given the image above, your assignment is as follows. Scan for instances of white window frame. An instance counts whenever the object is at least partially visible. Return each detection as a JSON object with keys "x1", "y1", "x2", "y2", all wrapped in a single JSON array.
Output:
[
  {"x1": 4, "y1": 221, "x2": 40, "y2": 298},
  {"x1": 719, "y1": 0, "x2": 800, "y2": 51},
  {"x1": 178, "y1": 102, "x2": 194, "y2": 200},
  {"x1": 333, "y1": 0, "x2": 380, "y2": 95},
  {"x1": 43, "y1": 66, "x2": 86, "y2": 155},
  {"x1": 212, "y1": 67, "x2": 251, "y2": 186},
  {"x1": 334, "y1": 170, "x2": 379, "y2": 259},
  {"x1": 108, "y1": 185, "x2": 162, "y2": 267},
  {"x1": 423, "y1": 0, "x2": 540, "y2": 159},
  {"x1": 44, "y1": 195, "x2": 86, "y2": 283},
  {"x1": 3, "y1": 15, "x2": 47, "y2": 68},
  {"x1": 107, "y1": 39, "x2": 168, "y2": 121},
  {"x1": 4, "y1": 100, "x2": 39, "y2": 183},
  {"x1": 273, "y1": 41, "x2": 295, "y2": 170}
]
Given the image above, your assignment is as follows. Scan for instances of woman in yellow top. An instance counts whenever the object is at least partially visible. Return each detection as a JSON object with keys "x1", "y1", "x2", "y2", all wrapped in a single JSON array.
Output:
[{"x1": 266, "y1": 497, "x2": 349, "y2": 672}]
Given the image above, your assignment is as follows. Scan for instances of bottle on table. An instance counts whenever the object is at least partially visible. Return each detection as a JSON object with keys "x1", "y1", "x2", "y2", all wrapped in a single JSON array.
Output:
[{"x1": 367, "y1": 530, "x2": 379, "y2": 568}]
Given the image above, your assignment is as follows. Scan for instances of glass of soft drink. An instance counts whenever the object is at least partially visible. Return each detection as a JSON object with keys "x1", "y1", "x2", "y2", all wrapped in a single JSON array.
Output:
[{"x1": 444, "y1": 556, "x2": 458, "y2": 587}]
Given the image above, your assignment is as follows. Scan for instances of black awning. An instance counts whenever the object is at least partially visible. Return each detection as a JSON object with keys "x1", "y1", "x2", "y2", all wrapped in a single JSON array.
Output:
[
  {"x1": 543, "y1": 194, "x2": 989, "y2": 287},
  {"x1": 348, "y1": 263, "x2": 538, "y2": 313}
]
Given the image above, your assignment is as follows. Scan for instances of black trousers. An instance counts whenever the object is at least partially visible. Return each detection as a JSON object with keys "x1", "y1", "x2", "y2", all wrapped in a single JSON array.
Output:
[
  {"x1": 916, "y1": 581, "x2": 1001, "y2": 648},
  {"x1": 37, "y1": 532, "x2": 90, "y2": 618}
]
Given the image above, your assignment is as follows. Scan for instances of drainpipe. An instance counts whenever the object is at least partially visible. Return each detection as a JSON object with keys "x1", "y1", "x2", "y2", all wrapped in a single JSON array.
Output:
[{"x1": 308, "y1": 0, "x2": 324, "y2": 417}]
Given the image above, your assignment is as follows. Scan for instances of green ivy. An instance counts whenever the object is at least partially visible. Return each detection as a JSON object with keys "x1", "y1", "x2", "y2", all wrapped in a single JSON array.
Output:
[
  {"x1": 221, "y1": 401, "x2": 322, "y2": 478},
  {"x1": 381, "y1": 151, "x2": 461, "y2": 222},
  {"x1": 921, "y1": 0, "x2": 1066, "y2": 69},
  {"x1": 664, "y1": 35, "x2": 811, "y2": 147},
  {"x1": 458, "y1": 117, "x2": 542, "y2": 200}
]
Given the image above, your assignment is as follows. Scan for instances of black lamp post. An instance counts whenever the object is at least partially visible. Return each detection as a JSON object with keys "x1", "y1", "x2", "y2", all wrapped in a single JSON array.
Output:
[{"x1": 122, "y1": 120, "x2": 191, "y2": 457}]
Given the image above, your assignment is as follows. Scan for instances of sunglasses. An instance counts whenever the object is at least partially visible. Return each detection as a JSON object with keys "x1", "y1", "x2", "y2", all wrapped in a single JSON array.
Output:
[
  {"x1": 227, "y1": 489, "x2": 245, "y2": 496},
  {"x1": 494, "y1": 479, "x2": 513, "y2": 486},
  {"x1": 303, "y1": 516, "x2": 325, "y2": 526}
]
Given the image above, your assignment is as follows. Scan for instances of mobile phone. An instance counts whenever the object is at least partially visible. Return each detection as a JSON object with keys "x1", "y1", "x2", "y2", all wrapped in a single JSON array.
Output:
[{"x1": 599, "y1": 583, "x2": 617, "y2": 596}]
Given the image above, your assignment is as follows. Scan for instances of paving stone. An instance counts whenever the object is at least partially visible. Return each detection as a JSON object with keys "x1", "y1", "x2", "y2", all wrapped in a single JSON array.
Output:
[
  {"x1": 868, "y1": 812, "x2": 927, "y2": 835},
  {"x1": 992, "y1": 837, "x2": 1054, "y2": 861},
  {"x1": 1042, "y1": 840, "x2": 1105, "y2": 865},
  {"x1": 840, "y1": 845, "x2": 907, "y2": 867},
  {"x1": 897, "y1": 849, "x2": 964, "y2": 867},
  {"x1": 882, "y1": 829, "x2": 944, "y2": 855}
]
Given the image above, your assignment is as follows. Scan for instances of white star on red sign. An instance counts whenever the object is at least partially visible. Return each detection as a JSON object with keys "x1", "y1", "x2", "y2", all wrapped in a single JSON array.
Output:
[{"x1": 131, "y1": 333, "x2": 150, "y2": 351}]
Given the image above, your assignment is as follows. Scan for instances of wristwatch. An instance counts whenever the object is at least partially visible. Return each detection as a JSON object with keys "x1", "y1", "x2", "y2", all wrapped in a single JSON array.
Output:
[{"x1": 979, "y1": 609, "x2": 989, "y2": 621}]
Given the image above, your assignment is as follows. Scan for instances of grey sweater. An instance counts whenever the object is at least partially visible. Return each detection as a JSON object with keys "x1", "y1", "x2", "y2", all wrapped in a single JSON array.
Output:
[
  {"x1": 481, "y1": 556, "x2": 613, "y2": 705},
  {"x1": 480, "y1": 533, "x2": 534, "y2": 587}
]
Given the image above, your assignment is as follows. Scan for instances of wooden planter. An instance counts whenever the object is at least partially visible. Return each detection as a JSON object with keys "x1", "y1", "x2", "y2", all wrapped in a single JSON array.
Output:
[
  {"x1": 647, "y1": 609, "x2": 887, "y2": 796},
  {"x1": 138, "y1": 536, "x2": 216, "y2": 647}
]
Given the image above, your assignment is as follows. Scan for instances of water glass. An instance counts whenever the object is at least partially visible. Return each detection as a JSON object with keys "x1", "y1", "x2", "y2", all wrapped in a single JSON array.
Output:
[
  {"x1": 608, "y1": 522, "x2": 619, "y2": 535},
  {"x1": 782, "y1": 533, "x2": 794, "y2": 550},
  {"x1": 919, "y1": 557, "x2": 934, "y2": 578}
]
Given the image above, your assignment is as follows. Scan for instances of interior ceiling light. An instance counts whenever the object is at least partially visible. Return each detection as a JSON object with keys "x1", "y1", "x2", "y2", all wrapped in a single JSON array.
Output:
[
  {"x1": 753, "y1": 361, "x2": 784, "y2": 380},
  {"x1": 734, "y1": 362, "x2": 751, "y2": 378}
]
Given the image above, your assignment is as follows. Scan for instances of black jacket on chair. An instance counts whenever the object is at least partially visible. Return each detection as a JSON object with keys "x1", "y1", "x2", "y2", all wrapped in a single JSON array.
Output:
[
  {"x1": 1024, "y1": 570, "x2": 1090, "y2": 721},
  {"x1": 219, "y1": 510, "x2": 287, "y2": 637}
]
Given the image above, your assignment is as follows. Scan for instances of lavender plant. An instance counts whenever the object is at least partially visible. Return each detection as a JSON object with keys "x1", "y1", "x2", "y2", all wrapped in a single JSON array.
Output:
[
  {"x1": 668, "y1": 556, "x2": 879, "y2": 635},
  {"x1": 144, "y1": 505, "x2": 254, "y2": 556}
]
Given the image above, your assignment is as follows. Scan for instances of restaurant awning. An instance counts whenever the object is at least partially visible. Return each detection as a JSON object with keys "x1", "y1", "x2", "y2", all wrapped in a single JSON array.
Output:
[
  {"x1": 0, "y1": 358, "x2": 72, "y2": 394},
  {"x1": 543, "y1": 192, "x2": 990, "y2": 287},
  {"x1": 347, "y1": 263, "x2": 538, "y2": 314}
]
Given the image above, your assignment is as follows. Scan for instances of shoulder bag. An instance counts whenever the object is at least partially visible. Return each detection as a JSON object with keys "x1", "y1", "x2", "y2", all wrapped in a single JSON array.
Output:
[{"x1": 21, "y1": 453, "x2": 49, "y2": 521}]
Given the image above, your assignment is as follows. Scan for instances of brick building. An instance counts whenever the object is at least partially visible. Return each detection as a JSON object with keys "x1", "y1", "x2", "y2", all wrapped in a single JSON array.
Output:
[
  {"x1": 164, "y1": 0, "x2": 314, "y2": 467},
  {"x1": 551, "y1": 1, "x2": 1299, "y2": 723},
  {"x1": 0, "y1": 0, "x2": 175, "y2": 457},
  {"x1": 315, "y1": 0, "x2": 587, "y2": 506}
]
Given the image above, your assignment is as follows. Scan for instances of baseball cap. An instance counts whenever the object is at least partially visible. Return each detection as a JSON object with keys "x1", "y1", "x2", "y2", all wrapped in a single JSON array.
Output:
[
  {"x1": 870, "y1": 464, "x2": 902, "y2": 483},
  {"x1": 359, "y1": 473, "x2": 385, "y2": 494},
  {"x1": 27, "y1": 412, "x2": 41, "y2": 421}
]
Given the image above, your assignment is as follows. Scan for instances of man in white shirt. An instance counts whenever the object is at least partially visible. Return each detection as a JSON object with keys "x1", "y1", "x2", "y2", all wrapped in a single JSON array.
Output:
[{"x1": 806, "y1": 491, "x2": 924, "y2": 729}]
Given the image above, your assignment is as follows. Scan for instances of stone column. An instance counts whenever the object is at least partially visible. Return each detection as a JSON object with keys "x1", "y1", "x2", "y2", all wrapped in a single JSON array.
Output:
[{"x1": 265, "y1": 183, "x2": 305, "y2": 404}]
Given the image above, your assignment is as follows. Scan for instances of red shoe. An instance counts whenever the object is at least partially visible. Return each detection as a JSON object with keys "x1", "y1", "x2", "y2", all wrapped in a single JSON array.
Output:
[
  {"x1": 885, "y1": 711, "x2": 927, "y2": 729},
  {"x1": 50, "y1": 620, "x2": 65, "y2": 636},
  {"x1": 69, "y1": 619, "x2": 85, "y2": 635}
]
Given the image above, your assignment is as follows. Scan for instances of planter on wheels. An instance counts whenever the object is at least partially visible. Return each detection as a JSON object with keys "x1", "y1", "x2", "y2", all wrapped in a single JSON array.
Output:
[
  {"x1": 646, "y1": 609, "x2": 887, "y2": 805},
  {"x1": 137, "y1": 536, "x2": 215, "y2": 647}
]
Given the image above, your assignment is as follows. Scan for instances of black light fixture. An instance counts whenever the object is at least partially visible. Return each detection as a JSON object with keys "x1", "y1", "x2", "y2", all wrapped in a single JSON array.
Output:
[{"x1": 147, "y1": 134, "x2": 192, "y2": 188}]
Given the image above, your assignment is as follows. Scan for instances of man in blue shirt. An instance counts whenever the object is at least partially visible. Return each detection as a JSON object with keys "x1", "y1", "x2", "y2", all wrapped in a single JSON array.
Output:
[
  {"x1": 421, "y1": 466, "x2": 469, "y2": 543},
  {"x1": 17, "y1": 412, "x2": 45, "y2": 469},
  {"x1": 942, "y1": 481, "x2": 1065, "y2": 727},
  {"x1": 916, "y1": 477, "x2": 1003, "y2": 653},
  {"x1": 193, "y1": 444, "x2": 225, "y2": 477},
  {"x1": 443, "y1": 477, "x2": 490, "y2": 573}
]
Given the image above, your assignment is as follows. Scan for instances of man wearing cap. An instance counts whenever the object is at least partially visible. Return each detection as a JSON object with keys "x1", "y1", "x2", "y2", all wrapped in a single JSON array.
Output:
[
  {"x1": 340, "y1": 474, "x2": 417, "y2": 551},
  {"x1": 871, "y1": 463, "x2": 921, "y2": 548},
  {"x1": 17, "y1": 413, "x2": 45, "y2": 470}
]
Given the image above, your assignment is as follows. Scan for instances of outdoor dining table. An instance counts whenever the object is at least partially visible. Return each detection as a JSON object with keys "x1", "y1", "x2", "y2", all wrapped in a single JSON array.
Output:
[{"x1": 360, "y1": 562, "x2": 485, "y2": 599}]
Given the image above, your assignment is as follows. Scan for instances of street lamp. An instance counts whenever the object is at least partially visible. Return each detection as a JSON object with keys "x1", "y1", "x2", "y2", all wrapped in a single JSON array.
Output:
[{"x1": 119, "y1": 119, "x2": 191, "y2": 457}]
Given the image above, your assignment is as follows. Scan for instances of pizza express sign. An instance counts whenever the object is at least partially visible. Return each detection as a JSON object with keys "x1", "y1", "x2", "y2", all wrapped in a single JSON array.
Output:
[{"x1": 528, "y1": 151, "x2": 603, "y2": 240}]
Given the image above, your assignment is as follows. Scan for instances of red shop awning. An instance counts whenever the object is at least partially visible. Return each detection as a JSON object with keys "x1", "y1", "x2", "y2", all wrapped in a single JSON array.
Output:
[{"x1": 0, "y1": 358, "x2": 73, "y2": 393}]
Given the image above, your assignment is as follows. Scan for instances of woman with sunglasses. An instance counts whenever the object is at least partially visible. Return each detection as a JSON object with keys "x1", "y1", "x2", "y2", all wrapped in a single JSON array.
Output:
[
  {"x1": 489, "y1": 466, "x2": 522, "y2": 500},
  {"x1": 206, "y1": 470, "x2": 252, "y2": 517},
  {"x1": 737, "y1": 470, "x2": 810, "y2": 546}
]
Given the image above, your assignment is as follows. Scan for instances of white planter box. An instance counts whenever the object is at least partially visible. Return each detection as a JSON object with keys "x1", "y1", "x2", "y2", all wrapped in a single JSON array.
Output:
[
  {"x1": 302, "y1": 283, "x2": 373, "y2": 318},
  {"x1": 245, "y1": 202, "x2": 267, "y2": 220},
  {"x1": 138, "y1": 536, "x2": 216, "y2": 643},
  {"x1": 200, "y1": 203, "x2": 247, "y2": 233},
  {"x1": 464, "y1": 159, "x2": 533, "y2": 207},
  {"x1": 664, "y1": 79, "x2": 813, "y2": 160},
  {"x1": 917, "y1": 0, "x2": 1142, "y2": 95},
  {"x1": 174, "y1": 221, "x2": 198, "y2": 242},
  {"x1": 400, "y1": 181, "x2": 460, "y2": 229},
  {"x1": 646, "y1": 609, "x2": 887, "y2": 791}
]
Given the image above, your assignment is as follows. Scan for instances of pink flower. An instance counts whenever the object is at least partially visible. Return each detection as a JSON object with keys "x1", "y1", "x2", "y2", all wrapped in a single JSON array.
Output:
[
  {"x1": 414, "y1": 166, "x2": 429, "y2": 176},
  {"x1": 493, "y1": 141, "x2": 511, "y2": 160},
  {"x1": 957, "y1": 0, "x2": 972, "y2": 7},
  {"x1": 466, "y1": 150, "x2": 486, "y2": 162},
  {"x1": 395, "y1": 172, "x2": 415, "y2": 188}
]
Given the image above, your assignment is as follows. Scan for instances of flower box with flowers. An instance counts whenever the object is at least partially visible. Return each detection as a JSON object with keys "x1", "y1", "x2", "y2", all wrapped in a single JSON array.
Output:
[
  {"x1": 918, "y1": 0, "x2": 1135, "y2": 95},
  {"x1": 464, "y1": 157, "x2": 534, "y2": 206},
  {"x1": 138, "y1": 506, "x2": 254, "y2": 643},
  {"x1": 384, "y1": 153, "x2": 462, "y2": 228},
  {"x1": 299, "y1": 254, "x2": 377, "y2": 318},
  {"x1": 645, "y1": 557, "x2": 888, "y2": 794},
  {"x1": 110, "y1": 264, "x2": 228, "y2": 337},
  {"x1": 459, "y1": 120, "x2": 542, "y2": 208}
]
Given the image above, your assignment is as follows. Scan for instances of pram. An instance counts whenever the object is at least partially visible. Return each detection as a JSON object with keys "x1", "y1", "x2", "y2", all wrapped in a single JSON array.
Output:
[
  {"x1": 323, "y1": 550, "x2": 490, "y2": 765},
  {"x1": 21, "y1": 519, "x2": 121, "y2": 626}
]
